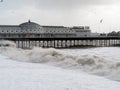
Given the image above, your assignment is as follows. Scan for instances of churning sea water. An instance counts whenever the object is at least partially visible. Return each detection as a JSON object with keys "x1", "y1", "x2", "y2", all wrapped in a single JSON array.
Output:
[
  {"x1": 63, "y1": 47, "x2": 120, "y2": 62},
  {"x1": 0, "y1": 46, "x2": 120, "y2": 81}
]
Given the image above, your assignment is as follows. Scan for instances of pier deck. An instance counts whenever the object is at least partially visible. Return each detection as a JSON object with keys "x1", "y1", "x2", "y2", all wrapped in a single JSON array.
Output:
[{"x1": 0, "y1": 36, "x2": 120, "y2": 48}]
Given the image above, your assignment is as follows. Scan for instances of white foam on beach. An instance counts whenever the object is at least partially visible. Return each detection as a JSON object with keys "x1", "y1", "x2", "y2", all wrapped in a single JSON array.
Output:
[
  {"x1": 0, "y1": 46, "x2": 120, "y2": 81},
  {"x1": 1, "y1": 54, "x2": 120, "y2": 90}
]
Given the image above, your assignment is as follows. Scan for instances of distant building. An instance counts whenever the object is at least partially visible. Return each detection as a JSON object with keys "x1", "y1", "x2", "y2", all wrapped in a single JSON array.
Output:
[
  {"x1": 0, "y1": 20, "x2": 91, "y2": 38},
  {"x1": 108, "y1": 31, "x2": 120, "y2": 36}
]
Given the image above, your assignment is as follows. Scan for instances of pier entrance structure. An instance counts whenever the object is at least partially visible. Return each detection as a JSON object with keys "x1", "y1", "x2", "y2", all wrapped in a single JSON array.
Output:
[{"x1": 0, "y1": 20, "x2": 120, "y2": 48}]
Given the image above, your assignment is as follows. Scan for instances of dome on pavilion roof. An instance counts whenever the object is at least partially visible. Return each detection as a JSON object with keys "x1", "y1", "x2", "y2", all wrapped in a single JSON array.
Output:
[{"x1": 19, "y1": 20, "x2": 41, "y2": 30}]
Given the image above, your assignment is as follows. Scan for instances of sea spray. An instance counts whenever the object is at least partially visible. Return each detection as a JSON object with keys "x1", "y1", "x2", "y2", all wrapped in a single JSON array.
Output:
[
  {"x1": 0, "y1": 46, "x2": 120, "y2": 81},
  {"x1": 0, "y1": 40, "x2": 16, "y2": 47}
]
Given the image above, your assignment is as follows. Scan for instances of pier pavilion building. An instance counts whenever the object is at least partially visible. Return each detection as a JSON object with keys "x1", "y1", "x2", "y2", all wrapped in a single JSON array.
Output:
[{"x1": 0, "y1": 20, "x2": 91, "y2": 38}]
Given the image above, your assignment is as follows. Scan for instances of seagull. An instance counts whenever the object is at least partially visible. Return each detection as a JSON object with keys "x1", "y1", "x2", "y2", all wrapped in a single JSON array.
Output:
[{"x1": 100, "y1": 19, "x2": 103, "y2": 23}]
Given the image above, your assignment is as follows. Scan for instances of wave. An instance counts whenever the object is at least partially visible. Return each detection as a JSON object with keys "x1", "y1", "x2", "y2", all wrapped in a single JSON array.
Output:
[
  {"x1": 0, "y1": 40, "x2": 16, "y2": 47},
  {"x1": 0, "y1": 45, "x2": 120, "y2": 81}
]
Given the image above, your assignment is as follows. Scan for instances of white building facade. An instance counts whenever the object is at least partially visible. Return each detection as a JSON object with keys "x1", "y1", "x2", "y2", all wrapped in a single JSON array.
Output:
[{"x1": 0, "y1": 20, "x2": 91, "y2": 38}]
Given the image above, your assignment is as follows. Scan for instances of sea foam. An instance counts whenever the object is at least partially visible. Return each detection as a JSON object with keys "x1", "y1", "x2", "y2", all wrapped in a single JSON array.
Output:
[{"x1": 0, "y1": 41, "x2": 120, "y2": 81}]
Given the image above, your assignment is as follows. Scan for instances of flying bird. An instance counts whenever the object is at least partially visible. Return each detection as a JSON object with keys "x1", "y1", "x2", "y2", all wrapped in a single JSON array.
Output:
[{"x1": 100, "y1": 19, "x2": 103, "y2": 23}]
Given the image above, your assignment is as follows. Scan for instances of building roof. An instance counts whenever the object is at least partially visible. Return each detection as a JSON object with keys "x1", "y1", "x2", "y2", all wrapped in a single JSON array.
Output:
[
  {"x1": 19, "y1": 20, "x2": 41, "y2": 30},
  {"x1": 42, "y1": 26, "x2": 65, "y2": 28}
]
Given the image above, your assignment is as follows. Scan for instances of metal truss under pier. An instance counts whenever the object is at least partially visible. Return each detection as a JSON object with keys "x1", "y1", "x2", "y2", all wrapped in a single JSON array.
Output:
[{"x1": 1, "y1": 36, "x2": 120, "y2": 48}]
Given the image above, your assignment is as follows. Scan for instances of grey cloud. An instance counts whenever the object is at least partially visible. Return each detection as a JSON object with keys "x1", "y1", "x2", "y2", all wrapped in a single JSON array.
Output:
[
  {"x1": 22, "y1": 0, "x2": 120, "y2": 11},
  {"x1": 3, "y1": 0, "x2": 120, "y2": 11},
  {"x1": 26, "y1": 0, "x2": 119, "y2": 5}
]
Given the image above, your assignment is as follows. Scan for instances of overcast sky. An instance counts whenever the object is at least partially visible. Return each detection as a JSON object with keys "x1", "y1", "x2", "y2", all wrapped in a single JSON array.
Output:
[{"x1": 0, "y1": 0, "x2": 120, "y2": 33}]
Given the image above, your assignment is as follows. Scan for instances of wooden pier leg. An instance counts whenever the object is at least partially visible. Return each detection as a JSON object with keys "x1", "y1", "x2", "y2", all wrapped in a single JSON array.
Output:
[
  {"x1": 87, "y1": 40, "x2": 89, "y2": 46},
  {"x1": 97, "y1": 40, "x2": 99, "y2": 47},
  {"x1": 75, "y1": 40, "x2": 77, "y2": 46},
  {"x1": 115, "y1": 39, "x2": 116, "y2": 46},
  {"x1": 55, "y1": 40, "x2": 57, "y2": 48},
  {"x1": 105, "y1": 40, "x2": 106, "y2": 46},
  {"x1": 57, "y1": 40, "x2": 59, "y2": 48},
  {"x1": 79, "y1": 40, "x2": 81, "y2": 46},
  {"x1": 54, "y1": 40, "x2": 55, "y2": 48},
  {"x1": 100, "y1": 40, "x2": 102, "y2": 46},
  {"x1": 116, "y1": 39, "x2": 117, "y2": 45},
  {"x1": 104, "y1": 40, "x2": 106, "y2": 46},
  {"x1": 24, "y1": 40, "x2": 26, "y2": 48},
  {"x1": 97, "y1": 40, "x2": 99, "y2": 46},
  {"x1": 41, "y1": 41, "x2": 43, "y2": 47},
  {"x1": 43, "y1": 41, "x2": 45, "y2": 48},
  {"x1": 103, "y1": 40, "x2": 105, "y2": 46},
  {"x1": 114, "y1": 40, "x2": 115, "y2": 46},
  {"x1": 61, "y1": 40, "x2": 62, "y2": 48},
  {"x1": 51, "y1": 40, "x2": 52, "y2": 47},
  {"x1": 98, "y1": 40, "x2": 100, "y2": 46},
  {"x1": 70, "y1": 40, "x2": 72, "y2": 47},
  {"x1": 59, "y1": 40, "x2": 61, "y2": 48},
  {"x1": 67, "y1": 40, "x2": 69, "y2": 47},
  {"x1": 85, "y1": 40, "x2": 87, "y2": 46},
  {"x1": 23, "y1": 41, "x2": 25, "y2": 48},
  {"x1": 21, "y1": 41, "x2": 23, "y2": 48},
  {"x1": 86, "y1": 40, "x2": 88, "y2": 46},
  {"x1": 60, "y1": 40, "x2": 61, "y2": 48},
  {"x1": 65, "y1": 40, "x2": 67, "y2": 48},
  {"x1": 39, "y1": 41, "x2": 41, "y2": 47},
  {"x1": 25, "y1": 40, "x2": 26, "y2": 48},
  {"x1": 38, "y1": 41, "x2": 40, "y2": 47},
  {"x1": 106, "y1": 40, "x2": 108, "y2": 46},
  {"x1": 46, "y1": 41, "x2": 48, "y2": 48},
  {"x1": 90, "y1": 40, "x2": 92, "y2": 46},
  {"x1": 48, "y1": 41, "x2": 49, "y2": 48},
  {"x1": 35, "y1": 41, "x2": 36, "y2": 47},
  {"x1": 29, "y1": 40, "x2": 30, "y2": 48},
  {"x1": 108, "y1": 39, "x2": 110, "y2": 46},
  {"x1": 26, "y1": 40, "x2": 27, "y2": 48},
  {"x1": 62, "y1": 40, "x2": 63, "y2": 48},
  {"x1": 18, "y1": 40, "x2": 19, "y2": 48},
  {"x1": 74, "y1": 40, "x2": 75, "y2": 47},
  {"x1": 77, "y1": 40, "x2": 79, "y2": 46},
  {"x1": 119, "y1": 40, "x2": 120, "y2": 46},
  {"x1": 78, "y1": 40, "x2": 80, "y2": 46},
  {"x1": 68, "y1": 40, "x2": 70, "y2": 47},
  {"x1": 66, "y1": 40, "x2": 67, "y2": 47},
  {"x1": 80, "y1": 40, "x2": 83, "y2": 46},
  {"x1": 99, "y1": 40, "x2": 101, "y2": 47}
]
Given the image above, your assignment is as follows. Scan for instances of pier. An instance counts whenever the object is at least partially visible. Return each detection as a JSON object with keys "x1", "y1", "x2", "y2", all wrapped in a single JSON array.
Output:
[
  {"x1": 0, "y1": 21, "x2": 119, "y2": 48},
  {"x1": 1, "y1": 36, "x2": 120, "y2": 48}
]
